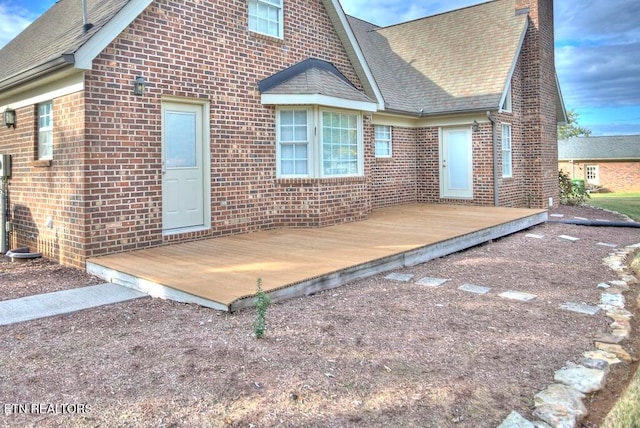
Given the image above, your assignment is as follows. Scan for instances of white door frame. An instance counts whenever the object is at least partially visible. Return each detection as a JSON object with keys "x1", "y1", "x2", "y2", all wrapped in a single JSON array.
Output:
[
  {"x1": 161, "y1": 97, "x2": 211, "y2": 234},
  {"x1": 440, "y1": 126, "x2": 473, "y2": 199}
]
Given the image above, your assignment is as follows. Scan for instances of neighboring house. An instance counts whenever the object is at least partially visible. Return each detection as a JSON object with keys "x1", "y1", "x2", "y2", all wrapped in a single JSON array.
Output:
[
  {"x1": 0, "y1": 0, "x2": 565, "y2": 267},
  {"x1": 559, "y1": 136, "x2": 640, "y2": 192}
]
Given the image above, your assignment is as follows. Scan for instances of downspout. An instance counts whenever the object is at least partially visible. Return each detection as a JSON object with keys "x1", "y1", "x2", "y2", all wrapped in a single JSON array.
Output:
[
  {"x1": 486, "y1": 111, "x2": 499, "y2": 207},
  {"x1": 1, "y1": 177, "x2": 7, "y2": 254}
]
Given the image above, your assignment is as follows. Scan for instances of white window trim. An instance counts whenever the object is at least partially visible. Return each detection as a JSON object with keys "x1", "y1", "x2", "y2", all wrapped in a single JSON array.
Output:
[
  {"x1": 501, "y1": 123, "x2": 512, "y2": 178},
  {"x1": 374, "y1": 125, "x2": 392, "y2": 158},
  {"x1": 501, "y1": 84, "x2": 512, "y2": 113},
  {"x1": 248, "y1": 0, "x2": 284, "y2": 39},
  {"x1": 38, "y1": 101, "x2": 53, "y2": 160},
  {"x1": 276, "y1": 106, "x2": 363, "y2": 179},
  {"x1": 586, "y1": 164, "x2": 599, "y2": 185}
]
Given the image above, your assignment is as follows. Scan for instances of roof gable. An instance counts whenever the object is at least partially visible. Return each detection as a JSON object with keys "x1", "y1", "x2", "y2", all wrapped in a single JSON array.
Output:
[
  {"x1": 349, "y1": 0, "x2": 528, "y2": 115},
  {"x1": 0, "y1": 0, "x2": 151, "y2": 91},
  {"x1": 559, "y1": 136, "x2": 640, "y2": 160}
]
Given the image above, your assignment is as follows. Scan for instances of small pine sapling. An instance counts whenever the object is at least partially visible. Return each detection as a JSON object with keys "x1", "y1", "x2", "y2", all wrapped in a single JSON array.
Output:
[{"x1": 253, "y1": 278, "x2": 271, "y2": 338}]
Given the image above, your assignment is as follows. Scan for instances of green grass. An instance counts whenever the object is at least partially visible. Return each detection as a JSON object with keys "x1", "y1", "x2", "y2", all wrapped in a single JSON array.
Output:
[
  {"x1": 586, "y1": 193, "x2": 640, "y2": 221},
  {"x1": 600, "y1": 357, "x2": 640, "y2": 428}
]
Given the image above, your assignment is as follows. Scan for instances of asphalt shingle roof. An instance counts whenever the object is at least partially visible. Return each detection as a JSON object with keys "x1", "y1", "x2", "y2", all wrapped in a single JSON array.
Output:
[
  {"x1": 259, "y1": 58, "x2": 374, "y2": 104},
  {"x1": 0, "y1": 0, "x2": 130, "y2": 87},
  {"x1": 348, "y1": 0, "x2": 527, "y2": 115},
  {"x1": 559, "y1": 136, "x2": 640, "y2": 160}
]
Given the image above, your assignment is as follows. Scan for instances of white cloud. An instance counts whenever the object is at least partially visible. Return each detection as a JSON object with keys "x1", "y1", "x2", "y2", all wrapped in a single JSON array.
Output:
[{"x1": 0, "y1": 2, "x2": 35, "y2": 48}]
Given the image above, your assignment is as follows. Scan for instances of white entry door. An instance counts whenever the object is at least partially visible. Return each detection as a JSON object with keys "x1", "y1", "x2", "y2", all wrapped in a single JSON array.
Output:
[
  {"x1": 440, "y1": 127, "x2": 473, "y2": 199},
  {"x1": 162, "y1": 102, "x2": 206, "y2": 232}
]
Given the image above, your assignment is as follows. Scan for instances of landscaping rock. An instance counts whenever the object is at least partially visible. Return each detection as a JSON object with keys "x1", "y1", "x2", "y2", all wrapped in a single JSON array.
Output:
[
  {"x1": 497, "y1": 411, "x2": 535, "y2": 428},
  {"x1": 553, "y1": 364, "x2": 606, "y2": 393},
  {"x1": 600, "y1": 293, "x2": 625, "y2": 308},
  {"x1": 592, "y1": 332, "x2": 624, "y2": 345},
  {"x1": 533, "y1": 384, "x2": 587, "y2": 428},
  {"x1": 595, "y1": 343, "x2": 634, "y2": 363},
  {"x1": 583, "y1": 350, "x2": 621, "y2": 365},
  {"x1": 579, "y1": 357, "x2": 610, "y2": 374}
]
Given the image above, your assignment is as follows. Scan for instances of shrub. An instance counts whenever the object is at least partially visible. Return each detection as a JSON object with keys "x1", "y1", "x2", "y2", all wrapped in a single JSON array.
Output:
[
  {"x1": 559, "y1": 170, "x2": 590, "y2": 205},
  {"x1": 253, "y1": 278, "x2": 271, "y2": 339}
]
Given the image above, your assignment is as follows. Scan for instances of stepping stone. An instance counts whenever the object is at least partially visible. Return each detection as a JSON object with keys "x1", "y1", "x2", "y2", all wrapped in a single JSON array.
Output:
[
  {"x1": 385, "y1": 273, "x2": 414, "y2": 282},
  {"x1": 574, "y1": 216, "x2": 589, "y2": 220},
  {"x1": 499, "y1": 291, "x2": 537, "y2": 302},
  {"x1": 597, "y1": 242, "x2": 617, "y2": 248},
  {"x1": 550, "y1": 213, "x2": 564, "y2": 218},
  {"x1": 497, "y1": 411, "x2": 535, "y2": 428},
  {"x1": 554, "y1": 363, "x2": 606, "y2": 393},
  {"x1": 458, "y1": 284, "x2": 491, "y2": 295},
  {"x1": 415, "y1": 277, "x2": 448, "y2": 287},
  {"x1": 560, "y1": 302, "x2": 601, "y2": 315},
  {"x1": 558, "y1": 235, "x2": 579, "y2": 242},
  {"x1": 526, "y1": 233, "x2": 544, "y2": 239},
  {"x1": 596, "y1": 219, "x2": 611, "y2": 222}
]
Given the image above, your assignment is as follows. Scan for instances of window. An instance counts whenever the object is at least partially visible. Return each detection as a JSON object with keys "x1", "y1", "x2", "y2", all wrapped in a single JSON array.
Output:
[
  {"x1": 586, "y1": 165, "x2": 599, "y2": 185},
  {"x1": 248, "y1": 0, "x2": 283, "y2": 38},
  {"x1": 501, "y1": 84, "x2": 512, "y2": 112},
  {"x1": 374, "y1": 125, "x2": 392, "y2": 157},
  {"x1": 501, "y1": 123, "x2": 512, "y2": 177},
  {"x1": 38, "y1": 101, "x2": 53, "y2": 160},
  {"x1": 278, "y1": 109, "x2": 309, "y2": 176},
  {"x1": 321, "y1": 111, "x2": 359, "y2": 176},
  {"x1": 277, "y1": 107, "x2": 362, "y2": 178}
]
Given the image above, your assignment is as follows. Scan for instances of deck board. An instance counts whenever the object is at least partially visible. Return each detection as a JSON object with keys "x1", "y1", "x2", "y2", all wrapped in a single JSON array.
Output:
[{"x1": 87, "y1": 204, "x2": 547, "y2": 311}]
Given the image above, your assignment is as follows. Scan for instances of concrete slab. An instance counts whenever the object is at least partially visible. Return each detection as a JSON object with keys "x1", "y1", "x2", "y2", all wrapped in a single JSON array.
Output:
[
  {"x1": 560, "y1": 302, "x2": 601, "y2": 315},
  {"x1": 558, "y1": 235, "x2": 580, "y2": 242},
  {"x1": 385, "y1": 273, "x2": 414, "y2": 282},
  {"x1": 415, "y1": 277, "x2": 448, "y2": 287},
  {"x1": 499, "y1": 291, "x2": 537, "y2": 302},
  {"x1": 0, "y1": 283, "x2": 147, "y2": 326},
  {"x1": 458, "y1": 284, "x2": 491, "y2": 295}
]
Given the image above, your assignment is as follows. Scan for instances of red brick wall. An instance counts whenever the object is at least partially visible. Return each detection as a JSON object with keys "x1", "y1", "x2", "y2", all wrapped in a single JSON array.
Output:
[
  {"x1": 559, "y1": 161, "x2": 640, "y2": 193},
  {"x1": 80, "y1": 0, "x2": 368, "y2": 260},
  {"x1": 371, "y1": 126, "x2": 417, "y2": 208},
  {"x1": 515, "y1": 0, "x2": 559, "y2": 208},
  {"x1": 1, "y1": 92, "x2": 87, "y2": 266}
]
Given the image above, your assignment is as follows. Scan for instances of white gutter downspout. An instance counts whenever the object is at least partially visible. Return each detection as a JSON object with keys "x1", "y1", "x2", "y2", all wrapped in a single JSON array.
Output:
[{"x1": 487, "y1": 111, "x2": 499, "y2": 207}]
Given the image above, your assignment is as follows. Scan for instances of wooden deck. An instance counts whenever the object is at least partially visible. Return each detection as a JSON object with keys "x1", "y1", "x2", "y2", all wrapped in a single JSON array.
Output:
[{"x1": 87, "y1": 204, "x2": 547, "y2": 312}]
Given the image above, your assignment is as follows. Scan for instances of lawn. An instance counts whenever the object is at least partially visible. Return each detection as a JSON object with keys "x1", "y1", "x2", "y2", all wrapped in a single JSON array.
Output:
[
  {"x1": 588, "y1": 192, "x2": 640, "y2": 426},
  {"x1": 587, "y1": 192, "x2": 640, "y2": 221}
]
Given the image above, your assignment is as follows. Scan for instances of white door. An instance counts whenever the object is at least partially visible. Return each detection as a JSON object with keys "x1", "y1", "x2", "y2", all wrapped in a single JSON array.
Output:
[
  {"x1": 440, "y1": 127, "x2": 473, "y2": 199},
  {"x1": 162, "y1": 102, "x2": 205, "y2": 232}
]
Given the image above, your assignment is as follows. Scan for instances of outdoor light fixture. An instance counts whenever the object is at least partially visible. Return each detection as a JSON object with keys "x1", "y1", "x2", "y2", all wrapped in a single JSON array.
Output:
[
  {"x1": 3, "y1": 108, "x2": 16, "y2": 128},
  {"x1": 133, "y1": 76, "x2": 145, "y2": 96},
  {"x1": 472, "y1": 120, "x2": 479, "y2": 132}
]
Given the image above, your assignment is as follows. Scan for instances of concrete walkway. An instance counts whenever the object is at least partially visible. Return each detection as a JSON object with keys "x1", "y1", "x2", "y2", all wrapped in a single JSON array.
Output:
[{"x1": 0, "y1": 283, "x2": 147, "y2": 326}]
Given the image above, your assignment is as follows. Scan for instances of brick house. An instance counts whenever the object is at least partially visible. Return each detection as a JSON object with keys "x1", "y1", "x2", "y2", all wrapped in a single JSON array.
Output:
[
  {"x1": 0, "y1": 0, "x2": 565, "y2": 268},
  {"x1": 559, "y1": 136, "x2": 640, "y2": 192}
]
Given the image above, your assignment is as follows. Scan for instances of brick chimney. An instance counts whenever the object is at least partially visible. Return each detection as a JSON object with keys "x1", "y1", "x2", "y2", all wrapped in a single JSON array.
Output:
[{"x1": 515, "y1": 0, "x2": 559, "y2": 208}]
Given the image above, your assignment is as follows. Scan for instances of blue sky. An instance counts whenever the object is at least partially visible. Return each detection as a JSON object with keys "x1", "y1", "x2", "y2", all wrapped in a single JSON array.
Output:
[{"x1": 1, "y1": 0, "x2": 639, "y2": 136}]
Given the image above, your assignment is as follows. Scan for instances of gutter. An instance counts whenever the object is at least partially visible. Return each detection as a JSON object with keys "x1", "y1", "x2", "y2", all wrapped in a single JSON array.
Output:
[
  {"x1": 486, "y1": 111, "x2": 499, "y2": 207},
  {"x1": 0, "y1": 55, "x2": 75, "y2": 93}
]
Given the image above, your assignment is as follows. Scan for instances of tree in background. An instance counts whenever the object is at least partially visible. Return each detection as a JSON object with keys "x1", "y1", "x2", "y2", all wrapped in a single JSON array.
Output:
[{"x1": 558, "y1": 109, "x2": 592, "y2": 140}]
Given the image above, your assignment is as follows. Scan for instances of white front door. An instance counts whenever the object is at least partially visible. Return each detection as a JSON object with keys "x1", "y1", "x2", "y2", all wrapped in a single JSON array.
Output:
[
  {"x1": 162, "y1": 102, "x2": 206, "y2": 232},
  {"x1": 440, "y1": 127, "x2": 473, "y2": 199}
]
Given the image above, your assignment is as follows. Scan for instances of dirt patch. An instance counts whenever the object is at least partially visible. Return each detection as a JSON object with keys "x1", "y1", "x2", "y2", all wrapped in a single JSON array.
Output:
[{"x1": 1, "y1": 205, "x2": 639, "y2": 427}]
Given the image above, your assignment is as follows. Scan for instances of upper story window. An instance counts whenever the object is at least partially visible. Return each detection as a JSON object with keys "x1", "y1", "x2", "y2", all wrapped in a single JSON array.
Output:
[
  {"x1": 501, "y1": 84, "x2": 512, "y2": 112},
  {"x1": 249, "y1": 0, "x2": 283, "y2": 39},
  {"x1": 38, "y1": 101, "x2": 53, "y2": 160},
  {"x1": 374, "y1": 125, "x2": 392, "y2": 157},
  {"x1": 277, "y1": 107, "x2": 363, "y2": 178},
  {"x1": 501, "y1": 123, "x2": 512, "y2": 178}
]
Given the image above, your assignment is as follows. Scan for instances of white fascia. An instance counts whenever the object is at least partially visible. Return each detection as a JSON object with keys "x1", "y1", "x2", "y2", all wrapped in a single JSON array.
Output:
[
  {"x1": 261, "y1": 93, "x2": 377, "y2": 112},
  {"x1": 499, "y1": 19, "x2": 528, "y2": 113}
]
